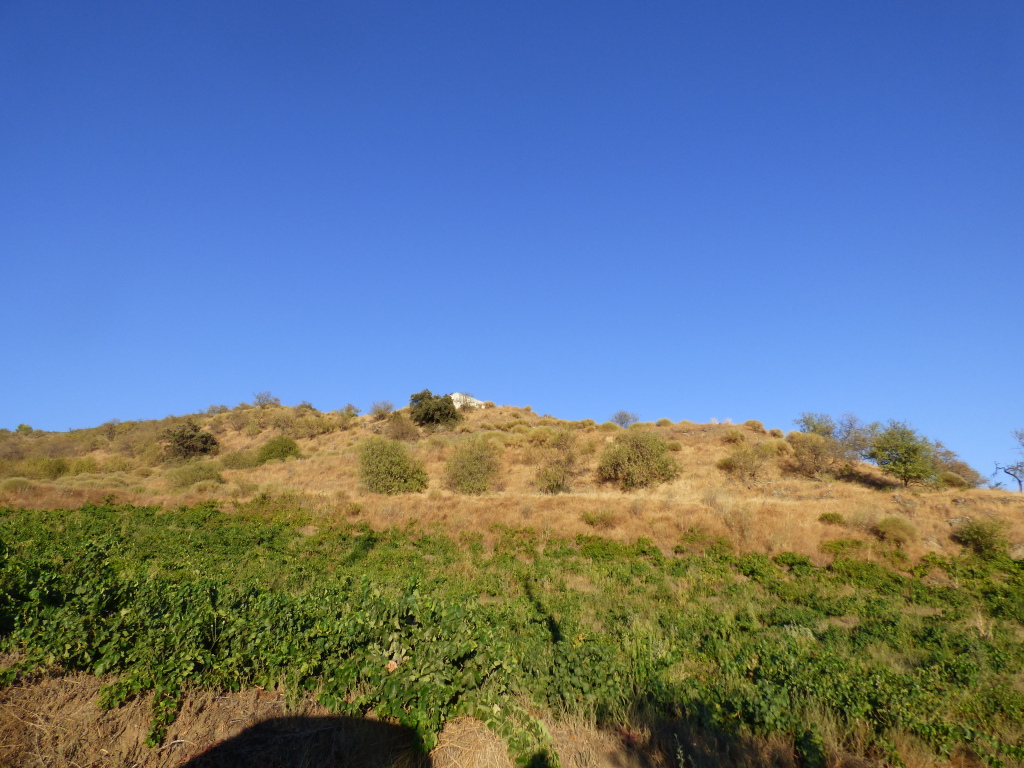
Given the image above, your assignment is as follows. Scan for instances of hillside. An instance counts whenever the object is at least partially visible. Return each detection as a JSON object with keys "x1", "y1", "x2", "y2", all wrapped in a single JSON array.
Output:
[{"x1": 1, "y1": 399, "x2": 1021, "y2": 563}]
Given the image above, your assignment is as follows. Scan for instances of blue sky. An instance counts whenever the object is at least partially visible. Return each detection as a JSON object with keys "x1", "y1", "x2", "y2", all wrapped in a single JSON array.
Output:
[{"x1": 1, "y1": 1, "x2": 1022, "y2": 478}]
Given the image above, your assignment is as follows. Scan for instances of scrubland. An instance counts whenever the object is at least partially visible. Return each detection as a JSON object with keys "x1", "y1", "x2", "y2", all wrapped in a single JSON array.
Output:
[{"x1": 1, "y1": 401, "x2": 1023, "y2": 767}]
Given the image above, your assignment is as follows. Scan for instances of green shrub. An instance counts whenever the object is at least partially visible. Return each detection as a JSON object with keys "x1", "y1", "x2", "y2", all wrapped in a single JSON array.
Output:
[
  {"x1": 598, "y1": 422, "x2": 619, "y2": 431},
  {"x1": 220, "y1": 450, "x2": 261, "y2": 470},
  {"x1": 409, "y1": 390, "x2": 461, "y2": 428},
  {"x1": 162, "y1": 420, "x2": 219, "y2": 461},
  {"x1": 256, "y1": 436, "x2": 301, "y2": 465},
  {"x1": 819, "y1": 538, "x2": 866, "y2": 556},
  {"x1": 716, "y1": 443, "x2": 777, "y2": 481},
  {"x1": 655, "y1": 418, "x2": 673, "y2": 427},
  {"x1": 935, "y1": 471, "x2": 971, "y2": 489},
  {"x1": 168, "y1": 462, "x2": 224, "y2": 490},
  {"x1": 818, "y1": 512, "x2": 846, "y2": 526},
  {"x1": 358, "y1": 437, "x2": 428, "y2": 495},
  {"x1": 445, "y1": 438, "x2": 502, "y2": 494},
  {"x1": 102, "y1": 455, "x2": 136, "y2": 473},
  {"x1": 536, "y1": 429, "x2": 580, "y2": 494},
  {"x1": 597, "y1": 430, "x2": 680, "y2": 491},
  {"x1": 951, "y1": 519, "x2": 1009, "y2": 559},
  {"x1": 871, "y1": 515, "x2": 918, "y2": 548},
  {"x1": 666, "y1": 441, "x2": 682, "y2": 452},
  {"x1": 69, "y1": 457, "x2": 99, "y2": 475}
]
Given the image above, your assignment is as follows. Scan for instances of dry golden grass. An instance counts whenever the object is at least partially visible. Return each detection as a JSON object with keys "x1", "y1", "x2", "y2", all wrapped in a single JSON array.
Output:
[{"x1": 2, "y1": 405, "x2": 1023, "y2": 565}]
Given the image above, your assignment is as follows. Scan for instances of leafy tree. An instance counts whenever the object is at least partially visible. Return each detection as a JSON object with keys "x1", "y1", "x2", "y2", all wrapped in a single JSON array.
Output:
[
  {"x1": 867, "y1": 421, "x2": 935, "y2": 486},
  {"x1": 358, "y1": 436, "x2": 428, "y2": 494},
  {"x1": 794, "y1": 413, "x2": 836, "y2": 438},
  {"x1": 598, "y1": 430, "x2": 679, "y2": 490},
  {"x1": 162, "y1": 420, "x2": 219, "y2": 461},
  {"x1": 610, "y1": 410, "x2": 639, "y2": 428},
  {"x1": 409, "y1": 390, "x2": 461, "y2": 428}
]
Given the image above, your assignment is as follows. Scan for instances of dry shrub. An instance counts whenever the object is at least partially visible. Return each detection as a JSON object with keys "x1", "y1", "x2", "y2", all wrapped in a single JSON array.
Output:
[
  {"x1": 744, "y1": 420, "x2": 767, "y2": 434},
  {"x1": 536, "y1": 429, "x2": 581, "y2": 494},
  {"x1": 656, "y1": 418, "x2": 674, "y2": 427},
  {"x1": 581, "y1": 509, "x2": 619, "y2": 529},
  {"x1": 722, "y1": 429, "x2": 745, "y2": 444},
  {"x1": 716, "y1": 443, "x2": 777, "y2": 481},
  {"x1": 871, "y1": 515, "x2": 918, "y2": 548},
  {"x1": 445, "y1": 438, "x2": 502, "y2": 495},
  {"x1": 787, "y1": 432, "x2": 847, "y2": 478},
  {"x1": 597, "y1": 430, "x2": 680, "y2": 491},
  {"x1": 168, "y1": 462, "x2": 224, "y2": 490},
  {"x1": 0, "y1": 477, "x2": 35, "y2": 494},
  {"x1": 384, "y1": 413, "x2": 420, "y2": 441}
]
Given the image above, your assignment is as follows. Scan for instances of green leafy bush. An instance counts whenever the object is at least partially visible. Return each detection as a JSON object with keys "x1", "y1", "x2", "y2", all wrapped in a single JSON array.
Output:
[
  {"x1": 409, "y1": 390, "x2": 461, "y2": 428},
  {"x1": 162, "y1": 420, "x2": 219, "y2": 461},
  {"x1": 597, "y1": 430, "x2": 679, "y2": 491},
  {"x1": 818, "y1": 512, "x2": 846, "y2": 526},
  {"x1": 358, "y1": 436, "x2": 428, "y2": 494},
  {"x1": 256, "y1": 436, "x2": 301, "y2": 465},
  {"x1": 951, "y1": 519, "x2": 1008, "y2": 559},
  {"x1": 445, "y1": 438, "x2": 501, "y2": 494},
  {"x1": 819, "y1": 538, "x2": 866, "y2": 556},
  {"x1": 168, "y1": 462, "x2": 224, "y2": 489}
]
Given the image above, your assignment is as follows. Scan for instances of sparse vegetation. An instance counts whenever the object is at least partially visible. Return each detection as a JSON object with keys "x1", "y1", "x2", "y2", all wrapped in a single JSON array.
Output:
[
  {"x1": 167, "y1": 461, "x2": 223, "y2": 489},
  {"x1": 536, "y1": 428, "x2": 581, "y2": 494},
  {"x1": 715, "y1": 443, "x2": 777, "y2": 481},
  {"x1": 610, "y1": 410, "x2": 639, "y2": 428},
  {"x1": 369, "y1": 400, "x2": 395, "y2": 421},
  {"x1": 951, "y1": 518, "x2": 1009, "y2": 558}
]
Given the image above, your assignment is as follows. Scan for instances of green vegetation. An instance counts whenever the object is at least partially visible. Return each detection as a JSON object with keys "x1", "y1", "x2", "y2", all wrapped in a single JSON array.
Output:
[
  {"x1": 868, "y1": 421, "x2": 936, "y2": 486},
  {"x1": 358, "y1": 436, "x2": 428, "y2": 494},
  {"x1": 409, "y1": 390, "x2": 461, "y2": 428},
  {"x1": 597, "y1": 430, "x2": 679, "y2": 490},
  {"x1": 255, "y1": 435, "x2": 301, "y2": 464},
  {"x1": 167, "y1": 462, "x2": 224, "y2": 490},
  {"x1": 445, "y1": 437, "x2": 501, "y2": 494},
  {"x1": 162, "y1": 420, "x2": 219, "y2": 461},
  {"x1": 951, "y1": 519, "x2": 1009, "y2": 559},
  {"x1": 715, "y1": 443, "x2": 777, "y2": 481},
  {"x1": 2, "y1": 501, "x2": 1024, "y2": 766},
  {"x1": 536, "y1": 428, "x2": 580, "y2": 494}
]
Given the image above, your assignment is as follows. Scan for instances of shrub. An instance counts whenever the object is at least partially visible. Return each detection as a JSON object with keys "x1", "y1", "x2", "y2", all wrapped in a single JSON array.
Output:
[
  {"x1": 445, "y1": 438, "x2": 502, "y2": 494},
  {"x1": 787, "y1": 432, "x2": 847, "y2": 479},
  {"x1": 168, "y1": 462, "x2": 224, "y2": 490},
  {"x1": 818, "y1": 512, "x2": 846, "y2": 526},
  {"x1": 610, "y1": 410, "x2": 639, "y2": 428},
  {"x1": 871, "y1": 515, "x2": 918, "y2": 548},
  {"x1": 384, "y1": 413, "x2": 420, "y2": 441},
  {"x1": 253, "y1": 391, "x2": 281, "y2": 407},
  {"x1": 581, "y1": 510, "x2": 617, "y2": 529},
  {"x1": 743, "y1": 420, "x2": 766, "y2": 433},
  {"x1": 409, "y1": 390, "x2": 461, "y2": 428},
  {"x1": 102, "y1": 455, "x2": 135, "y2": 473},
  {"x1": 935, "y1": 471, "x2": 971, "y2": 489},
  {"x1": 655, "y1": 418, "x2": 673, "y2": 427},
  {"x1": 666, "y1": 441, "x2": 682, "y2": 452},
  {"x1": 358, "y1": 436, "x2": 428, "y2": 494},
  {"x1": 163, "y1": 420, "x2": 219, "y2": 461},
  {"x1": 768, "y1": 428, "x2": 784, "y2": 438},
  {"x1": 597, "y1": 431, "x2": 680, "y2": 491},
  {"x1": 722, "y1": 429, "x2": 745, "y2": 444},
  {"x1": 819, "y1": 538, "x2": 866, "y2": 556},
  {"x1": 716, "y1": 443, "x2": 777, "y2": 481},
  {"x1": 598, "y1": 422, "x2": 620, "y2": 431},
  {"x1": 220, "y1": 450, "x2": 261, "y2": 470},
  {"x1": 69, "y1": 457, "x2": 99, "y2": 475},
  {"x1": 256, "y1": 436, "x2": 302, "y2": 464},
  {"x1": 536, "y1": 429, "x2": 580, "y2": 494},
  {"x1": 951, "y1": 519, "x2": 1009, "y2": 559},
  {"x1": 370, "y1": 401, "x2": 395, "y2": 421},
  {"x1": 0, "y1": 477, "x2": 35, "y2": 493}
]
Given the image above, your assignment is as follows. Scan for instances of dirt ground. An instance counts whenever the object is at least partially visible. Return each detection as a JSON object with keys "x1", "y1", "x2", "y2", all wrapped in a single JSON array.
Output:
[{"x1": 0, "y1": 669, "x2": 669, "y2": 768}]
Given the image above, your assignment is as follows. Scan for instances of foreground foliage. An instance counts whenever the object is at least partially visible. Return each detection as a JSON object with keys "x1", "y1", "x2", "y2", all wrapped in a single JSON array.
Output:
[{"x1": 2, "y1": 503, "x2": 1024, "y2": 766}]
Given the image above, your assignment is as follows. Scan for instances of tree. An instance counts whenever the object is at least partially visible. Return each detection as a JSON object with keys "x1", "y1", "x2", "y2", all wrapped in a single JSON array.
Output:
[
  {"x1": 610, "y1": 410, "x2": 639, "y2": 428},
  {"x1": 867, "y1": 421, "x2": 935, "y2": 486},
  {"x1": 369, "y1": 401, "x2": 394, "y2": 421},
  {"x1": 253, "y1": 391, "x2": 281, "y2": 407},
  {"x1": 162, "y1": 420, "x2": 219, "y2": 460},
  {"x1": 995, "y1": 429, "x2": 1024, "y2": 492},
  {"x1": 794, "y1": 413, "x2": 836, "y2": 438},
  {"x1": 409, "y1": 390, "x2": 461, "y2": 427}
]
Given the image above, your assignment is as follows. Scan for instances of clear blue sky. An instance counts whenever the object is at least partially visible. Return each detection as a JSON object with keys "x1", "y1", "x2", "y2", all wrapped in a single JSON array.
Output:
[{"x1": 2, "y1": 2, "x2": 1021, "y2": 478}]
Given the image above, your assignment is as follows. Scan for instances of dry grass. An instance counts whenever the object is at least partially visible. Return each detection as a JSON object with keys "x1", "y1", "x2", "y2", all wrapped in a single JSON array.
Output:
[{"x1": 2, "y1": 406, "x2": 1023, "y2": 565}]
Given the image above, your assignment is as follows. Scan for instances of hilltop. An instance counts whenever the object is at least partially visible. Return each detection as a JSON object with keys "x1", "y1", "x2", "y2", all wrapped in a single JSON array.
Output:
[{"x1": 1, "y1": 396, "x2": 1021, "y2": 564}]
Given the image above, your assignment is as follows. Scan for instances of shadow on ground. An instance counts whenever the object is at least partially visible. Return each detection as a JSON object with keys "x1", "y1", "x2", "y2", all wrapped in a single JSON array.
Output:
[{"x1": 179, "y1": 715, "x2": 429, "y2": 768}]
